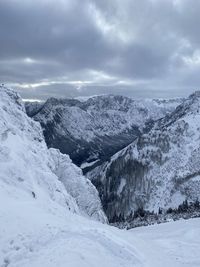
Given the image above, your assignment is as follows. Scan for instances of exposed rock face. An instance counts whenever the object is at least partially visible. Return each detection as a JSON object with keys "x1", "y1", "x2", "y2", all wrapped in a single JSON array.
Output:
[
  {"x1": 25, "y1": 101, "x2": 44, "y2": 116},
  {"x1": 25, "y1": 95, "x2": 182, "y2": 172},
  {"x1": 88, "y1": 92, "x2": 200, "y2": 222}
]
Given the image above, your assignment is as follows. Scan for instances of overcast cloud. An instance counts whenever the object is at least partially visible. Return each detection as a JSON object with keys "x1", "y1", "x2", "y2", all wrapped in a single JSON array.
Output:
[{"x1": 0, "y1": 0, "x2": 200, "y2": 100}]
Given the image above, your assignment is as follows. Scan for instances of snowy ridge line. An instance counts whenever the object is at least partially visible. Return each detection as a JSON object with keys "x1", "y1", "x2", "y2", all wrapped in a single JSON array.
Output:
[{"x1": 25, "y1": 93, "x2": 183, "y2": 171}]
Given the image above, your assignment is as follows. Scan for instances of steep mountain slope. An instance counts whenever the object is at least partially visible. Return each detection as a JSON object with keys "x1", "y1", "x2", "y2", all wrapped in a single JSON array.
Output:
[
  {"x1": 26, "y1": 95, "x2": 182, "y2": 172},
  {"x1": 0, "y1": 85, "x2": 106, "y2": 223},
  {"x1": 88, "y1": 92, "x2": 200, "y2": 222},
  {"x1": 25, "y1": 101, "x2": 44, "y2": 117}
]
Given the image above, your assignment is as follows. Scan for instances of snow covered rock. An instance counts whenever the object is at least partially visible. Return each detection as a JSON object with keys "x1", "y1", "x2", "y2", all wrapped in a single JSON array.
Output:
[
  {"x1": 49, "y1": 148, "x2": 107, "y2": 223},
  {"x1": 88, "y1": 91, "x2": 200, "y2": 222},
  {"x1": 26, "y1": 95, "x2": 182, "y2": 171},
  {"x1": 0, "y1": 85, "x2": 106, "y2": 222}
]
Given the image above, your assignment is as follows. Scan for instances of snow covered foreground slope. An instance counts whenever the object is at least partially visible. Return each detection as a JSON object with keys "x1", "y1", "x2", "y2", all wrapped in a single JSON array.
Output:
[{"x1": 1, "y1": 194, "x2": 200, "y2": 267}]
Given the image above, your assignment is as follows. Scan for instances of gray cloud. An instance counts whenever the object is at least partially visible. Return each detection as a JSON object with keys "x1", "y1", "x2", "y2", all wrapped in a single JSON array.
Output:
[{"x1": 0, "y1": 0, "x2": 200, "y2": 99}]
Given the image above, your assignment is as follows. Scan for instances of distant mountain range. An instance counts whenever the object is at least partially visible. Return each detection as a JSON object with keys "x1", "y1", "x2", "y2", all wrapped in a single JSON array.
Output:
[
  {"x1": 25, "y1": 95, "x2": 182, "y2": 173},
  {"x1": 26, "y1": 92, "x2": 200, "y2": 224}
]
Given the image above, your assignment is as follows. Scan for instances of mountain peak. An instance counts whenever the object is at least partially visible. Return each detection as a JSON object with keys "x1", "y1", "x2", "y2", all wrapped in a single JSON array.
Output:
[{"x1": 189, "y1": 90, "x2": 200, "y2": 99}]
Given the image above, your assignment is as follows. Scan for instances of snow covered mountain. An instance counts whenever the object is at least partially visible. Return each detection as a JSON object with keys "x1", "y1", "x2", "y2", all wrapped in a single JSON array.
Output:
[
  {"x1": 1, "y1": 86, "x2": 200, "y2": 267},
  {"x1": 0, "y1": 85, "x2": 107, "y2": 223},
  {"x1": 25, "y1": 101, "x2": 43, "y2": 117},
  {"x1": 26, "y1": 95, "x2": 182, "y2": 172},
  {"x1": 88, "y1": 91, "x2": 200, "y2": 222}
]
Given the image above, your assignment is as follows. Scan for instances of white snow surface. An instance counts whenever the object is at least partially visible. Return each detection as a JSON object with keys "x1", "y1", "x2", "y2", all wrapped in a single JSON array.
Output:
[
  {"x1": 80, "y1": 159, "x2": 100, "y2": 169},
  {"x1": 0, "y1": 86, "x2": 106, "y2": 222},
  {"x1": 1, "y1": 189, "x2": 200, "y2": 267},
  {"x1": 50, "y1": 149, "x2": 106, "y2": 222}
]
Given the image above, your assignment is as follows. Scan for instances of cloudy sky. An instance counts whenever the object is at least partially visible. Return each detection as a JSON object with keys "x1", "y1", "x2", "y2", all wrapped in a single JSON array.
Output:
[{"x1": 1, "y1": 0, "x2": 200, "y2": 100}]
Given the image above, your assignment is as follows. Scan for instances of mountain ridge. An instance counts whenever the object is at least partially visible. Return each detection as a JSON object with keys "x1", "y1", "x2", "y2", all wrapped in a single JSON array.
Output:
[
  {"x1": 25, "y1": 94, "x2": 183, "y2": 171},
  {"x1": 87, "y1": 90, "x2": 200, "y2": 222}
]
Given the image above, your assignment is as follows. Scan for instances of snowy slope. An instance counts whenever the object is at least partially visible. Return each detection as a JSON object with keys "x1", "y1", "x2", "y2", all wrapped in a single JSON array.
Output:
[
  {"x1": 88, "y1": 91, "x2": 200, "y2": 221},
  {"x1": 0, "y1": 85, "x2": 106, "y2": 223},
  {"x1": 49, "y1": 149, "x2": 106, "y2": 221},
  {"x1": 26, "y1": 95, "x2": 182, "y2": 169},
  {"x1": 1, "y1": 191, "x2": 200, "y2": 267},
  {"x1": 126, "y1": 218, "x2": 200, "y2": 267},
  {"x1": 0, "y1": 192, "x2": 141, "y2": 267}
]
